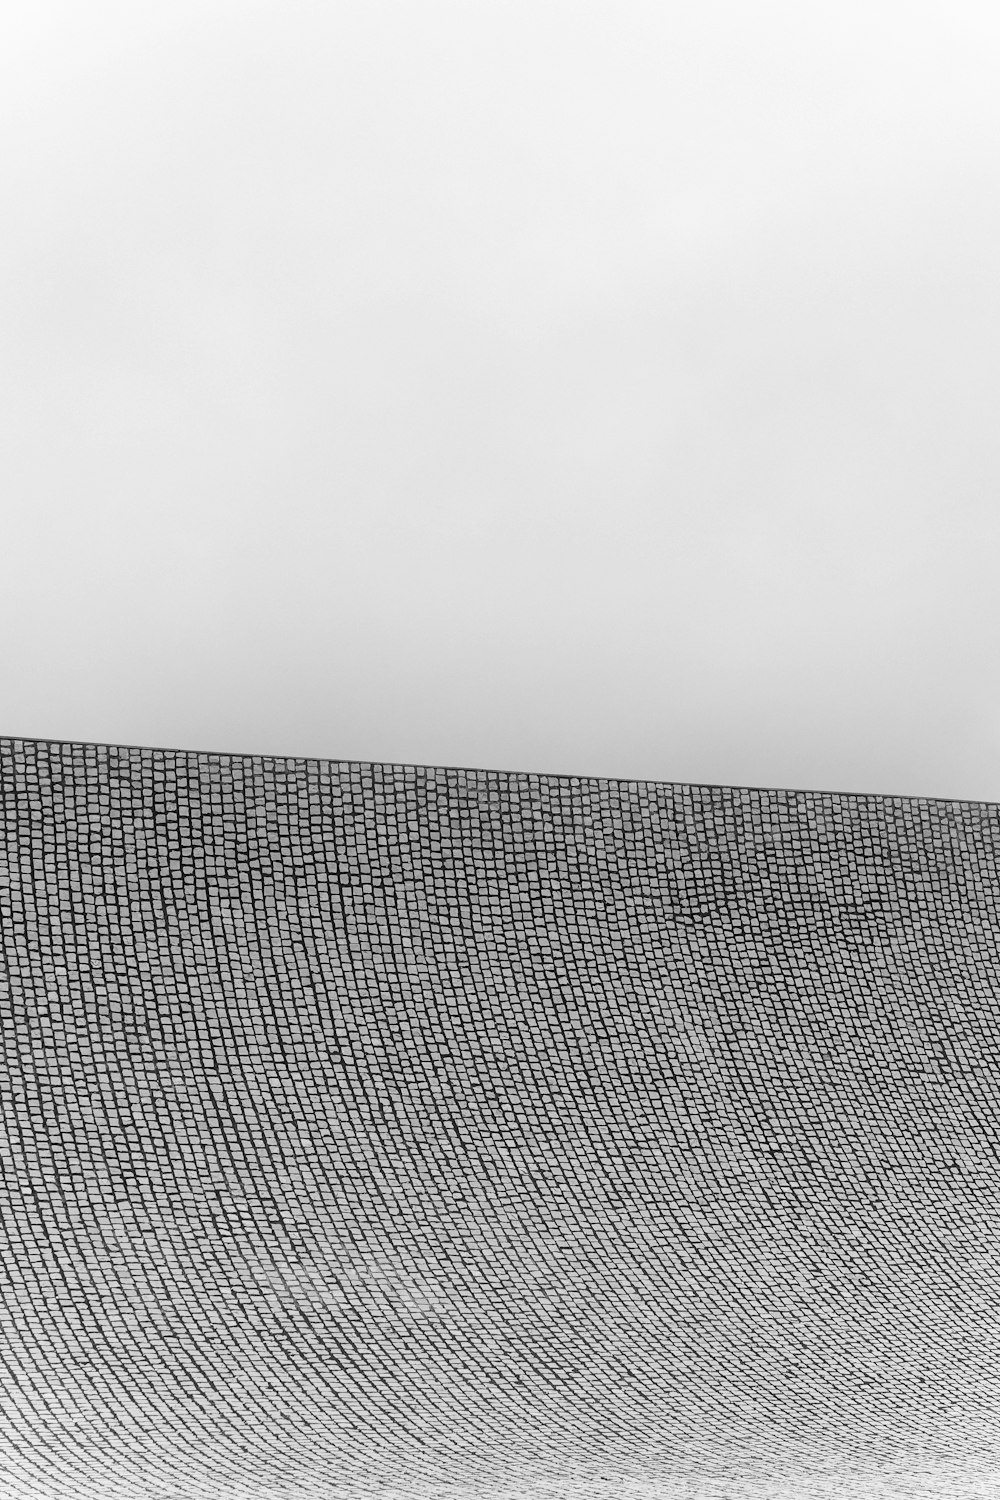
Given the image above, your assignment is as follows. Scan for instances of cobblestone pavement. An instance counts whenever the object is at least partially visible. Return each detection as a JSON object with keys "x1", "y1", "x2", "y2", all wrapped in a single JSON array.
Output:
[{"x1": 2, "y1": 737, "x2": 1000, "y2": 1498}]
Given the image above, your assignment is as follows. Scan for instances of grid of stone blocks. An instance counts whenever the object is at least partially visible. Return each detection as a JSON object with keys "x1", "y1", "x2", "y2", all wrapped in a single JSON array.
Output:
[{"x1": 2, "y1": 735, "x2": 1000, "y2": 1499}]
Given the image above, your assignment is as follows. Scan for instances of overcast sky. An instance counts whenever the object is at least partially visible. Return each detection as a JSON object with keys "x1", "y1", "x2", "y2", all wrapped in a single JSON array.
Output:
[{"x1": 3, "y1": 0, "x2": 999, "y2": 799}]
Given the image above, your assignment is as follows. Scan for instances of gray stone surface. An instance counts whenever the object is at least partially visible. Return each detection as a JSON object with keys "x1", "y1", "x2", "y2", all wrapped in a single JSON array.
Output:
[{"x1": 2, "y1": 737, "x2": 1000, "y2": 1498}]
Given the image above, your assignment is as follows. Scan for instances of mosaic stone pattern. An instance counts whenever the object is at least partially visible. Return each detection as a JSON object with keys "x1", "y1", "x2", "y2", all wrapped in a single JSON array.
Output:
[{"x1": 2, "y1": 736, "x2": 1000, "y2": 1499}]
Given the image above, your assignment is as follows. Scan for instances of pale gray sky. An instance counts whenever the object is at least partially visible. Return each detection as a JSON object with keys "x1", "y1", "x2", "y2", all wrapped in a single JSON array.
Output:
[{"x1": 3, "y1": 0, "x2": 999, "y2": 798}]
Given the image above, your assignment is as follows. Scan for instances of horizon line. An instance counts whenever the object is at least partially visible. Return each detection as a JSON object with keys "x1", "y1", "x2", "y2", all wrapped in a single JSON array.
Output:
[{"x1": 3, "y1": 731, "x2": 997, "y2": 810}]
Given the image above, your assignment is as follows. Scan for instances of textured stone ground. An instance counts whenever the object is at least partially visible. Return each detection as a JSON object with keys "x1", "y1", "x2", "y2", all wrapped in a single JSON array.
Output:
[{"x1": 2, "y1": 737, "x2": 1000, "y2": 1498}]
